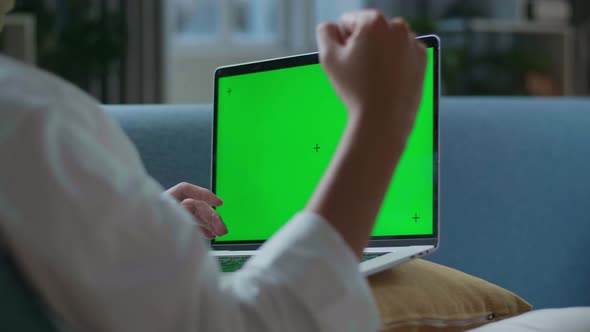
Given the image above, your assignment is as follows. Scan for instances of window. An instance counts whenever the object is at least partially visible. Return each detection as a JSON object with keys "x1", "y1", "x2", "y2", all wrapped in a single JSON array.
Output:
[
  {"x1": 171, "y1": 0, "x2": 365, "y2": 54},
  {"x1": 174, "y1": 0, "x2": 286, "y2": 50},
  {"x1": 167, "y1": 0, "x2": 365, "y2": 103}
]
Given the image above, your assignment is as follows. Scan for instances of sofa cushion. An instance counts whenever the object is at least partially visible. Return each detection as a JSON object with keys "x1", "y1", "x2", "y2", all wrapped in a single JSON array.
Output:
[{"x1": 369, "y1": 259, "x2": 531, "y2": 332}]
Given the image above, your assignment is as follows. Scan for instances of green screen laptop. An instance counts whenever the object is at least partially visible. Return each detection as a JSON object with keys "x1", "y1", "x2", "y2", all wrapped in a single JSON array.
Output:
[{"x1": 212, "y1": 35, "x2": 440, "y2": 275}]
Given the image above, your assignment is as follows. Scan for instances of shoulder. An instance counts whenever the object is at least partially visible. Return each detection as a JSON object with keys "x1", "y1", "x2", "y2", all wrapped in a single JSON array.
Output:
[
  {"x1": 0, "y1": 56, "x2": 145, "y2": 173},
  {"x1": 0, "y1": 55, "x2": 101, "y2": 134}
]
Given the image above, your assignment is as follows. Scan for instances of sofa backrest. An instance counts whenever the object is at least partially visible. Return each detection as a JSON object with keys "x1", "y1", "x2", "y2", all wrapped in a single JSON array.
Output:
[
  {"x1": 107, "y1": 104, "x2": 213, "y2": 190},
  {"x1": 106, "y1": 97, "x2": 590, "y2": 309},
  {"x1": 434, "y1": 97, "x2": 590, "y2": 309}
]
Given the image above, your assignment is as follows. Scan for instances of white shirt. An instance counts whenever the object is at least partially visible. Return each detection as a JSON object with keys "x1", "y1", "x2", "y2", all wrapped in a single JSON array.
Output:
[{"x1": 0, "y1": 55, "x2": 380, "y2": 332}]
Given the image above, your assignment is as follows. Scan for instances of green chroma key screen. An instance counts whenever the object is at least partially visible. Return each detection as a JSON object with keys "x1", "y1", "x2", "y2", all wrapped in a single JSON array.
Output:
[{"x1": 214, "y1": 47, "x2": 435, "y2": 242}]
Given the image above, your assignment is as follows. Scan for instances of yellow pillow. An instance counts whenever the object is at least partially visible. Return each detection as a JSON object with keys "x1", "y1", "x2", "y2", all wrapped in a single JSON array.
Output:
[{"x1": 369, "y1": 259, "x2": 532, "y2": 332}]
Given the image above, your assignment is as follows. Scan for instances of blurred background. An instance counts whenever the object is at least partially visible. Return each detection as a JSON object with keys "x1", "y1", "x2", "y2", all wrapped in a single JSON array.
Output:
[{"x1": 1, "y1": 0, "x2": 589, "y2": 104}]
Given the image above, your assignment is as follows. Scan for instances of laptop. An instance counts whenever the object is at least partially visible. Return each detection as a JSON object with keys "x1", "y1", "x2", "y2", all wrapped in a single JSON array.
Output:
[{"x1": 212, "y1": 35, "x2": 440, "y2": 276}]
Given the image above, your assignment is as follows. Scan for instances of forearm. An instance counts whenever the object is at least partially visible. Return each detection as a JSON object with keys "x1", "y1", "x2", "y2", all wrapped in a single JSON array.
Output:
[
  {"x1": 237, "y1": 211, "x2": 380, "y2": 331},
  {"x1": 306, "y1": 112, "x2": 407, "y2": 258}
]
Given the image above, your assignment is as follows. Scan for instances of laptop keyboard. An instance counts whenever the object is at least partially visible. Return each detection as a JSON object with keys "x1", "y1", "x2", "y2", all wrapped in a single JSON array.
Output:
[
  {"x1": 219, "y1": 253, "x2": 383, "y2": 272},
  {"x1": 218, "y1": 256, "x2": 251, "y2": 272}
]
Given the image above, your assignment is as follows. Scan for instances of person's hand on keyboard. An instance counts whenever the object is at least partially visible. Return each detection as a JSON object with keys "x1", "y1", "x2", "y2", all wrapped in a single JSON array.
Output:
[{"x1": 166, "y1": 182, "x2": 228, "y2": 238}]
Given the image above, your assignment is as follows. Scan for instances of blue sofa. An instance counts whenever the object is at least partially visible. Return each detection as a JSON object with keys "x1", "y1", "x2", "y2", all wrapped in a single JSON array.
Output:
[
  {"x1": 105, "y1": 98, "x2": 590, "y2": 310},
  {"x1": 2, "y1": 97, "x2": 589, "y2": 330}
]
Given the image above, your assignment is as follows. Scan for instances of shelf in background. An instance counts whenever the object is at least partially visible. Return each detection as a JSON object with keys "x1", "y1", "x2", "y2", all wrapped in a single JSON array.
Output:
[{"x1": 439, "y1": 18, "x2": 573, "y2": 35}]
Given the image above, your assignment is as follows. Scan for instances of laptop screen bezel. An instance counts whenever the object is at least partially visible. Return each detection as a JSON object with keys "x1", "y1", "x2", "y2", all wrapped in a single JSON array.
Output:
[{"x1": 212, "y1": 35, "x2": 440, "y2": 251}]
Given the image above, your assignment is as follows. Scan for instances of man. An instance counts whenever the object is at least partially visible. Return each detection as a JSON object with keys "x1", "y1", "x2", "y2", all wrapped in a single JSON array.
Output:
[{"x1": 0, "y1": 0, "x2": 426, "y2": 330}]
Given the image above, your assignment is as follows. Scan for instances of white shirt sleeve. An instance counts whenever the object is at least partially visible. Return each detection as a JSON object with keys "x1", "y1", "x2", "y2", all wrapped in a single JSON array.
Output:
[{"x1": 0, "y1": 56, "x2": 380, "y2": 332}]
